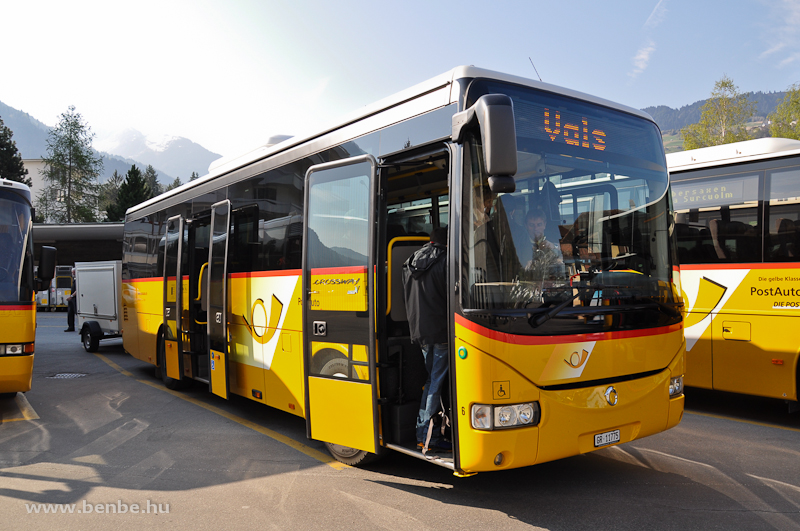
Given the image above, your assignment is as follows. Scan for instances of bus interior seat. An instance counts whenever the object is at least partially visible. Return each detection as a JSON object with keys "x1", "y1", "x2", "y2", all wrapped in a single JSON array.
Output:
[
  {"x1": 773, "y1": 218, "x2": 798, "y2": 259},
  {"x1": 387, "y1": 224, "x2": 406, "y2": 241}
]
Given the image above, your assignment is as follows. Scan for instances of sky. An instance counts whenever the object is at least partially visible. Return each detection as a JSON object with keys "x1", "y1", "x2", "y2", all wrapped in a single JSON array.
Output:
[{"x1": 2, "y1": 0, "x2": 800, "y2": 162}]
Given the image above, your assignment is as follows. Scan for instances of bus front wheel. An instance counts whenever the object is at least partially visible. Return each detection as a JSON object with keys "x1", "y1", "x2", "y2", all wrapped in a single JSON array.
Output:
[{"x1": 318, "y1": 355, "x2": 384, "y2": 467}]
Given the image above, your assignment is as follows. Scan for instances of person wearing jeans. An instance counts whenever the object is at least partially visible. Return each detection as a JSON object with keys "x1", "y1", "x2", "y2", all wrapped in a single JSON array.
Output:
[
  {"x1": 402, "y1": 227, "x2": 450, "y2": 453},
  {"x1": 416, "y1": 342, "x2": 449, "y2": 450}
]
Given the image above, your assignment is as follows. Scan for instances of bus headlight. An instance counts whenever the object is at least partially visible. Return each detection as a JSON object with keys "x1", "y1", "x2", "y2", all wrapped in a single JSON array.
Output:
[
  {"x1": 669, "y1": 376, "x2": 684, "y2": 397},
  {"x1": 471, "y1": 402, "x2": 540, "y2": 430},
  {"x1": 471, "y1": 404, "x2": 492, "y2": 430},
  {"x1": 0, "y1": 344, "x2": 31, "y2": 355}
]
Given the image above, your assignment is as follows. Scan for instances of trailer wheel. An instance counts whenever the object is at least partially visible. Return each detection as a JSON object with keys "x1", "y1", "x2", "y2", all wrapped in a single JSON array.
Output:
[{"x1": 81, "y1": 326, "x2": 99, "y2": 352}]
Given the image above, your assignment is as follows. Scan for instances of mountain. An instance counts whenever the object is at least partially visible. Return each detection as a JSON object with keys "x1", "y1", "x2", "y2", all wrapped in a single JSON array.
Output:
[
  {"x1": 95, "y1": 129, "x2": 220, "y2": 182},
  {"x1": 0, "y1": 101, "x2": 50, "y2": 158},
  {"x1": 642, "y1": 91, "x2": 788, "y2": 132},
  {"x1": 0, "y1": 100, "x2": 221, "y2": 184}
]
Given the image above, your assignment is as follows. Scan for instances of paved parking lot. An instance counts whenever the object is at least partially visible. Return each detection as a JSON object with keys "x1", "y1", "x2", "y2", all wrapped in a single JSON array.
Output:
[{"x1": 1, "y1": 313, "x2": 798, "y2": 530}]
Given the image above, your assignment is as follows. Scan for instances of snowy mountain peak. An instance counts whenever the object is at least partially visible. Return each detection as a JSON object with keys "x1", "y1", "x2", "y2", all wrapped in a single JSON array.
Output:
[{"x1": 145, "y1": 134, "x2": 181, "y2": 153}]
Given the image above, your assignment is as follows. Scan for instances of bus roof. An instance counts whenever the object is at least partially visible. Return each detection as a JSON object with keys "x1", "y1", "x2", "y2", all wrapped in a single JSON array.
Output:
[
  {"x1": 666, "y1": 137, "x2": 800, "y2": 173},
  {"x1": 126, "y1": 65, "x2": 656, "y2": 219},
  {"x1": 0, "y1": 178, "x2": 32, "y2": 204}
]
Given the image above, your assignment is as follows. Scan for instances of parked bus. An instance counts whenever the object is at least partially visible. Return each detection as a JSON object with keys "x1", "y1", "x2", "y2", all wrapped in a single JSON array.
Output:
[
  {"x1": 50, "y1": 265, "x2": 73, "y2": 311},
  {"x1": 34, "y1": 267, "x2": 51, "y2": 310},
  {"x1": 668, "y1": 137, "x2": 800, "y2": 408},
  {"x1": 0, "y1": 179, "x2": 55, "y2": 395},
  {"x1": 120, "y1": 66, "x2": 685, "y2": 475}
]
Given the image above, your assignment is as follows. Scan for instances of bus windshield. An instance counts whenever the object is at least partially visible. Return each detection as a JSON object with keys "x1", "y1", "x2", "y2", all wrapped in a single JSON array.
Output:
[
  {"x1": 0, "y1": 192, "x2": 33, "y2": 303},
  {"x1": 461, "y1": 81, "x2": 679, "y2": 334}
]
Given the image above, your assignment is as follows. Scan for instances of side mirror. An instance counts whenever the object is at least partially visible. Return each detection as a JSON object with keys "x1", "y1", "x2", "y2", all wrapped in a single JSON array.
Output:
[
  {"x1": 37, "y1": 246, "x2": 57, "y2": 288},
  {"x1": 452, "y1": 94, "x2": 517, "y2": 193}
]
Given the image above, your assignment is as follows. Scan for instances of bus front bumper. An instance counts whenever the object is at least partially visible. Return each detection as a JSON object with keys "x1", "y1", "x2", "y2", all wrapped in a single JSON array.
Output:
[{"x1": 0, "y1": 355, "x2": 34, "y2": 393}]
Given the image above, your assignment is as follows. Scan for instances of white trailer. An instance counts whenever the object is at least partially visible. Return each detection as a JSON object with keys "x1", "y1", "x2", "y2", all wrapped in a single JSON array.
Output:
[{"x1": 75, "y1": 260, "x2": 122, "y2": 352}]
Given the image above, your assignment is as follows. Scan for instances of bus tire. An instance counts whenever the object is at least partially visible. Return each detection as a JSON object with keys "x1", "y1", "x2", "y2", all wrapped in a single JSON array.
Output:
[
  {"x1": 318, "y1": 355, "x2": 384, "y2": 467},
  {"x1": 81, "y1": 327, "x2": 99, "y2": 352},
  {"x1": 157, "y1": 330, "x2": 184, "y2": 390}
]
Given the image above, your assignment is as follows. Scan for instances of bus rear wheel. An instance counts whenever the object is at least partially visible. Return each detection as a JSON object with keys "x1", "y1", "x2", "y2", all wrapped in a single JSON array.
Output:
[{"x1": 318, "y1": 355, "x2": 384, "y2": 467}]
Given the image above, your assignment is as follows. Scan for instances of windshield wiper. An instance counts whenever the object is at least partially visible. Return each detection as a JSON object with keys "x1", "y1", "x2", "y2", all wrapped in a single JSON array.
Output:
[{"x1": 529, "y1": 288, "x2": 593, "y2": 328}]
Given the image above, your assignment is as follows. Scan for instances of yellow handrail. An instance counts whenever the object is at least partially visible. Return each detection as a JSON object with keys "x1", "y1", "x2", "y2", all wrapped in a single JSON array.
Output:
[
  {"x1": 386, "y1": 236, "x2": 429, "y2": 316},
  {"x1": 195, "y1": 262, "x2": 208, "y2": 301}
]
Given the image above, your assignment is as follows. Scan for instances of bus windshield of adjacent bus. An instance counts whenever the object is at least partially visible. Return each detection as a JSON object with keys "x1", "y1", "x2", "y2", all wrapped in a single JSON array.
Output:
[
  {"x1": 461, "y1": 80, "x2": 679, "y2": 335},
  {"x1": 0, "y1": 190, "x2": 33, "y2": 303}
]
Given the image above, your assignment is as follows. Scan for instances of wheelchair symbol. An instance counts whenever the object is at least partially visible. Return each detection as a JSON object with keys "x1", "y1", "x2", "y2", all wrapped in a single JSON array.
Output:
[{"x1": 493, "y1": 381, "x2": 510, "y2": 400}]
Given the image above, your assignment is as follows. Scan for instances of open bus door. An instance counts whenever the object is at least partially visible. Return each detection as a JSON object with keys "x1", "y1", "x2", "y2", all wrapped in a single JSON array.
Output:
[
  {"x1": 302, "y1": 155, "x2": 380, "y2": 455},
  {"x1": 162, "y1": 215, "x2": 185, "y2": 381},
  {"x1": 207, "y1": 200, "x2": 231, "y2": 399}
]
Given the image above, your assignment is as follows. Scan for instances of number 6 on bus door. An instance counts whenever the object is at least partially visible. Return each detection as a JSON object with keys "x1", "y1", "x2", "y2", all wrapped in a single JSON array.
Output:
[{"x1": 302, "y1": 155, "x2": 379, "y2": 456}]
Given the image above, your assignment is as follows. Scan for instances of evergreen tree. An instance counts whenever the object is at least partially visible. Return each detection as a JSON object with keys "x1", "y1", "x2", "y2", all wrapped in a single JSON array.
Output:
[
  {"x1": 681, "y1": 76, "x2": 755, "y2": 150},
  {"x1": 189, "y1": 171, "x2": 199, "y2": 181},
  {"x1": 106, "y1": 165, "x2": 150, "y2": 222},
  {"x1": 98, "y1": 170, "x2": 124, "y2": 220},
  {"x1": 0, "y1": 116, "x2": 32, "y2": 186},
  {"x1": 769, "y1": 84, "x2": 800, "y2": 140},
  {"x1": 35, "y1": 106, "x2": 103, "y2": 222},
  {"x1": 143, "y1": 164, "x2": 163, "y2": 197},
  {"x1": 165, "y1": 176, "x2": 183, "y2": 191}
]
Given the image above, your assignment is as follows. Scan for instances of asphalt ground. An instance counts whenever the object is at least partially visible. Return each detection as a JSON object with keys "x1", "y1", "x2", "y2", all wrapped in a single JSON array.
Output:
[{"x1": 0, "y1": 312, "x2": 798, "y2": 530}]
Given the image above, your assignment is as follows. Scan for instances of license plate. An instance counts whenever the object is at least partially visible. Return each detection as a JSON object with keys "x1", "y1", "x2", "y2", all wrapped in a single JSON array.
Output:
[{"x1": 594, "y1": 429, "x2": 620, "y2": 447}]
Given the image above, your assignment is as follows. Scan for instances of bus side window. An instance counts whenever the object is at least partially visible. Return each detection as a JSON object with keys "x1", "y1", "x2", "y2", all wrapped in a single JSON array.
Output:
[{"x1": 767, "y1": 166, "x2": 800, "y2": 262}]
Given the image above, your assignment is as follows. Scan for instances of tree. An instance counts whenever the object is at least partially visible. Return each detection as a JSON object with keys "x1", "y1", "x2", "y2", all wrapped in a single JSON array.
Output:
[
  {"x1": 681, "y1": 75, "x2": 755, "y2": 150},
  {"x1": 769, "y1": 84, "x2": 800, "y2": 140},
  {"x1": 35, "y1": 106, "x2": 103, "y2": 222},
  {"x1": 105, "y1": 165, "x2": 150, "y2": 222},
  {"x1": 143, "y1": 164, "x2": 163, "y2": 197},
  {"x1": 189, "y1": 171, "x2": 199, "y2": 181},
  {"x1": 165, "y1": 176, "x2": 183, "y2": 191},
  {"x1": 98, "y1": 170, "x2": 124, "y2": 220},
  {"x1": 0, "y1": 116, "x2": 31, "y2": 186}
]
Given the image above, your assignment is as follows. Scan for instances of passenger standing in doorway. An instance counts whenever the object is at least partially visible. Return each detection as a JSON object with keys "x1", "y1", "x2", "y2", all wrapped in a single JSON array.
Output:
[
  {"x1": 402, "y1": 227, "x2": 451, "y2": 453},
  {"x1": 65, "y1": 268, "x2": 76, "y2": 332}
]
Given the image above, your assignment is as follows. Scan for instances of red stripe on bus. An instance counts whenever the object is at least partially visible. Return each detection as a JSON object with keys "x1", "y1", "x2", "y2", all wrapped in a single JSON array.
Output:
[
  {"x1": 455, "y1": 313, "x2": 682, "y2": 346},
  {"x1": 230, "y1": 270, "x2": 302, "y2": 279},
  {"x1": 679, "y1": 263, "x2": 800, "y2": 271},
  {"x1": 128, "y1": 277, "x2": 162, "y2": 283},
  {"x1": 0, "y1": 304, "x2": 35, "y2": 311},
  {"x1": 310, "y1": 266, "x2": 368, "y2": 275}
]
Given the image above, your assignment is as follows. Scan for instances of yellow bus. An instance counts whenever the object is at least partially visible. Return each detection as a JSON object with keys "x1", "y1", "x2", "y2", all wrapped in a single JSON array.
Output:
[
  {"x1": 0, "y1": 179, "x2": 55, "y2": 396},
  {"x1": 668, "y1": 137, "x2": 800, "y2": 410},
  {"x1": 120, "y1": 66, "x2": 685, "y2": 475}
]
